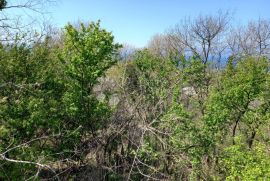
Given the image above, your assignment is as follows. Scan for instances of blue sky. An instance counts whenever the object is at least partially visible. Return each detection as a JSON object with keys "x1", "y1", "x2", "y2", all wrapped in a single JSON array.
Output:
[{"x1": 48, "y1": 0, "x2": 270, "y2": 48}]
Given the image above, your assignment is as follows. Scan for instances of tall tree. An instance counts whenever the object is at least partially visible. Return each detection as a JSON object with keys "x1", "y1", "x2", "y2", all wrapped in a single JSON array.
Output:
[{"x1": 168, "y1": 11, "x2": 230, "y2": 65}]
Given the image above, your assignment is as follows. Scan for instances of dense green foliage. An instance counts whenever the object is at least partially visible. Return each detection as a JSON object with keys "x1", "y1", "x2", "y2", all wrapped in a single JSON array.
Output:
[
  {"x1": 0, "y1": 21, "x2": 121, "y2": 180},
  {"x1": 0, "y1": 10, "x2": 269, "y2": 181}
]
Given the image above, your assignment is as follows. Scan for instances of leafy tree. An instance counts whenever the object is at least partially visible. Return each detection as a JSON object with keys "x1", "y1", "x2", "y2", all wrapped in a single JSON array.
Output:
[
  {"x1": 205, "y1": 56, "x2": 269, "y2": 146},
  {"x1": 0, "y1": 21, "x2": 121, "y2": 179},
  {"x1": 61, "y1": 21, "x2": 121, "y2": 136},
  {"x1": 201, "y1": 56, "x2": 270, "y2": 179},
  {"x1": 0, "y1": 38, "x2": 64, "y2": 179}
]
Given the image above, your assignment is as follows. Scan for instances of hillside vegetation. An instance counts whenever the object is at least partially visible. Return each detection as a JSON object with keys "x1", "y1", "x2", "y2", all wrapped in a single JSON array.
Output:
[{"x1": 0, "y1": 2, "x2": 270, "y2": 180}]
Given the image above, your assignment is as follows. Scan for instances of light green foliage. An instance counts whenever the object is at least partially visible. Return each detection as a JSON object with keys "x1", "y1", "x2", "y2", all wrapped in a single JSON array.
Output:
[
  {"x1": 61, "y1": 21, "x2": 121, "y2": 134},
  {"x1": 62, "y1": 21, "x2": 121, "y2": 87},
  {"x1": 182, "y1": 57, "x2": 211, "y2": 113},
  {"x1": 133, "y1": 49, "x2": 178, "y2": 100},
  {"x1": 202, "y1": 56, "x2": 270, "y2": 180},
  {"x1": 183, "y1": 57, "x2": 209, "y2": 91},
  {"x1": 221, "y1": 138, "x2": 270, "y2": 180},
  {"x1": 205, "y1": 57, "x2": 269, "y2": 139}
]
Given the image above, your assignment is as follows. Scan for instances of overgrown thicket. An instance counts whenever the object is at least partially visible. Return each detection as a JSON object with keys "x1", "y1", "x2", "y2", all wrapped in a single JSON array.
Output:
[{"x1": 0, "y1": 6, "x2": 270, "y2": 181}]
